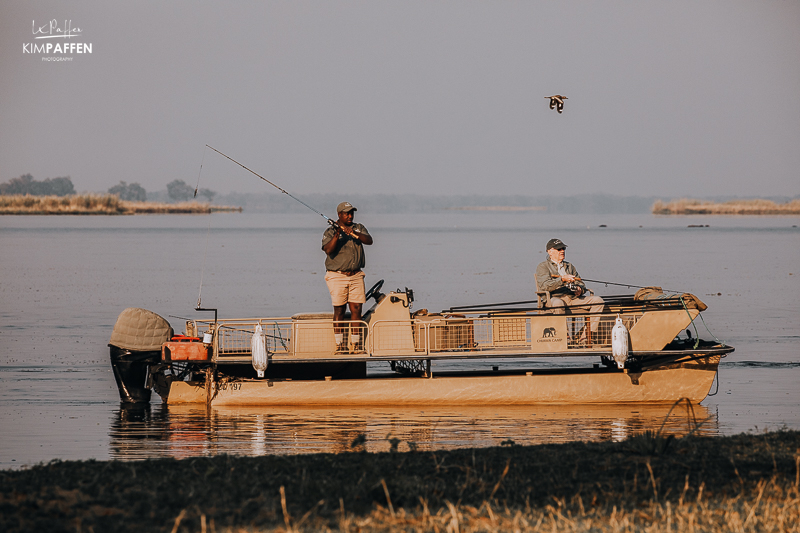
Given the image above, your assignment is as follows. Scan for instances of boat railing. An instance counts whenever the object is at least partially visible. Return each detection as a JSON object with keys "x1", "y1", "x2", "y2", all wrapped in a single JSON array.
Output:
[
  {"x1": 210, "y1": 318, "x2": 295, "y2": 358},
  {"x1": 193, "y1": 309, "x2": 652, "y2": 361},
  {"x1": 564, "y1": 312, "x2": 644, "y2": 349}
]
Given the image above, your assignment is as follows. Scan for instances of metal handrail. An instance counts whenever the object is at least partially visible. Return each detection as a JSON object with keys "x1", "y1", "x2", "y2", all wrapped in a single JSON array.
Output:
[{"x1": 186, "y1": 309, "x2": 676, "y2": 361}]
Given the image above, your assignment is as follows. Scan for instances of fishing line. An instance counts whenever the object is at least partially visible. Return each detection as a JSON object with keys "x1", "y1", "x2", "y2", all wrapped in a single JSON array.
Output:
[
  {"x1": 680, "y1": 297, "x2": 701, "y2": 349},
  {"x1": 706, "y1": 369, "x2": 720, "y2": 396},
  {"x1": 681, "y1": 296, "x2": 727, "y2": 348},
  {"x1": 197, "y1": 216, "x2": 212, "y2": 308},
  {"x1": 195, "y1": 145, "x2": 213, "y2": 308},
  {"x1": 194, "y1": 145, "x2": 207, "y2": 198},
  {"x1": 205, "y1": 144, "x2": 339, "y2": 227},
  {"x1": 697, "y1": 311, "x2": 726, "y2": 347}
]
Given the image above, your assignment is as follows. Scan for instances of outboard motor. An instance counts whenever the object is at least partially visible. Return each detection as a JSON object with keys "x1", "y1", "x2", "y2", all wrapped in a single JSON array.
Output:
[{"x1": 108, "y1": 308, "x2": 173, "y2": 403}]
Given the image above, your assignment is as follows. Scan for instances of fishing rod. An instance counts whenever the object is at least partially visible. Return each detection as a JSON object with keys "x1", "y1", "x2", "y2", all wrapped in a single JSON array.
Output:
[
  {"x1": 195, "y1": 145, "x2": 352, "y2": 313},
  {"x1": 449, "y1": 299, "x2": 540, "y2": 311},
  {"x1": 205, "y1": 144, "x2": 341, "y2": 228},
  {"x1": 551, "y1": 275, "x2": 682, "y2": 294},
  {"x1": 451, "y1": 278, "x2": 685, "y2": 312}
]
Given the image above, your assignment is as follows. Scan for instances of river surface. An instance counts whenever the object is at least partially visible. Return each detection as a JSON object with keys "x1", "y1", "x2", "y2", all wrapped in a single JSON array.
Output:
[{"x1": 1, "y1": 212, "x2": 798, "y2": 469}]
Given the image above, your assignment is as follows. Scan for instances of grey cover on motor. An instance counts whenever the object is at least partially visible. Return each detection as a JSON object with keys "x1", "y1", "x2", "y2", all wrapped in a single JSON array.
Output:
[{"x1": 109, "y1": 308, "x2": 173, "y2": 351}]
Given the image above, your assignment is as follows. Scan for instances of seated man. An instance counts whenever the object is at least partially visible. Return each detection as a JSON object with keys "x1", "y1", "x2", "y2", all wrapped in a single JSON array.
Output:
[{"x1": 535, "y1": 238, "x2": 605, "y2": 345}]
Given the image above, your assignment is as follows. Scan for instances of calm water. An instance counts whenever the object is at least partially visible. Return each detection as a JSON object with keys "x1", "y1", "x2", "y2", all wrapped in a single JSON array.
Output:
[{"x1": 1, "y1": 212, "x2": 798, "y2": 469}]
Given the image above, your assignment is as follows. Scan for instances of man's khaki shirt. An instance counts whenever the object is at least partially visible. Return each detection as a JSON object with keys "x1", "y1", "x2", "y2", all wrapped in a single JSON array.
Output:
[
  {"x1": 322, "y1": 223, "x2": 370, "y2": 272},
  {"x1": 535, "y1": 258, "x2": 587, "y2": 296}
]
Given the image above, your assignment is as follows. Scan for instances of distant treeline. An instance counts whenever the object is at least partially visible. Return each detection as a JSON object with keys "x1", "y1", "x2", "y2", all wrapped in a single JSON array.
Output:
[
  {"x1": 1, "y1": 175, "x2": 217, "y2": 204},
  {"x1": 108, "y1": 181, "x2": 146, "y2": 201},
  {"x1": 0, "y1": 174, "x2": 75, "y2": 196},
  {"x1": 107, "y1": 179, "x2": 216, "y2": 203}
]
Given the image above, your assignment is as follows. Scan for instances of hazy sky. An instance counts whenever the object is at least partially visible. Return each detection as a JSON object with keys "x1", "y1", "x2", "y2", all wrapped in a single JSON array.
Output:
[{"x1": 2, "y1": 1, "x2": 799, "y2": 197}]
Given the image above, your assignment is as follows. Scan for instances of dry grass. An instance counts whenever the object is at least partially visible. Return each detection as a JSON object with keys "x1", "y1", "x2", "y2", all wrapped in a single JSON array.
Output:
[
  {"x1": 335, "y1": 481, "x2": 799, "y2": 532},
  {"x1": 0, "y1": 194, "x2": 242, "y2": 215},
  {"x1": 653, "y1": 198, "x2": 800, "y2": 215},
  {"x1": 1, "y1": 429, "x2": 798, "y2": 532}
]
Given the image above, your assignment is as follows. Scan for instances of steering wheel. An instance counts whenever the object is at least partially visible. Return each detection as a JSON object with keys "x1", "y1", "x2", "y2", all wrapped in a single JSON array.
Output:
[{"x1": 365, "y1": 279, "x2": 384, "y2": 302}]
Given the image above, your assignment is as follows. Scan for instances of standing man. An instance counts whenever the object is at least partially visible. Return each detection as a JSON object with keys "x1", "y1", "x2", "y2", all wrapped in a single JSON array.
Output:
[
  {"x1": 535, "y1": 238, "x2": 605, "y2": 345},
  {"x1": 321, "y1": 202, "x2": 373, "y2": 352}
]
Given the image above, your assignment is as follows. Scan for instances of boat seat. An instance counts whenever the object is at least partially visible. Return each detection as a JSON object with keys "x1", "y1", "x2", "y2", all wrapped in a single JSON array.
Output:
[{"x1": 534, "y1": 276, "x2": 553, "y2": 312}]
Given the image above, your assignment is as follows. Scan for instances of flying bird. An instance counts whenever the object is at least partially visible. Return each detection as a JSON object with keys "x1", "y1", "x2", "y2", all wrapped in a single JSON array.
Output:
[{"x1": 545, "y1": 95, "x2": 568, "y2": 114}]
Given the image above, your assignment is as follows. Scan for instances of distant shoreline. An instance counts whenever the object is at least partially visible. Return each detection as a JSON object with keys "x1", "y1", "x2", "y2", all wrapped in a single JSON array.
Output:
[
  {"x1": 0, "y1": 194, "x2": 242, "y2": 215},
  {"x1": 652, "y1": 198, "x2": 800, "y2": 215}
]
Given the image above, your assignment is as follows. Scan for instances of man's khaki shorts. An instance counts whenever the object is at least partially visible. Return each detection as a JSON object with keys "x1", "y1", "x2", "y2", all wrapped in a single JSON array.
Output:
[{"x1": 324, "y1": 271, "x2": 366, "y2": 306}]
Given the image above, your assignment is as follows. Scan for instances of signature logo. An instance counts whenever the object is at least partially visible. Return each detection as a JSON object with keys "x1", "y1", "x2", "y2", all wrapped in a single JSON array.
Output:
[
  {"x1": 32, "y1": 19, "x2": 82, "y2": 39},
  {"x1": 536, "y1": 327, "x2": 563, "y2": 343},
  {"x1": 23, "y1": 19, "x2": 92, "y2": 61}
]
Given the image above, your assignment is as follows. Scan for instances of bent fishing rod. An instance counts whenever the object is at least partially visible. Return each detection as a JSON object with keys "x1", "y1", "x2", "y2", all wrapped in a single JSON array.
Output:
[
  {"x1": 194, "y1": 145, "x2": 351, "y2": 313},
  {"x1": 205, "y1": 144, "x2": 343, "y2": 229},
  {"x1": 450, "y1": 278, "x2": 684, "y2": 312}
]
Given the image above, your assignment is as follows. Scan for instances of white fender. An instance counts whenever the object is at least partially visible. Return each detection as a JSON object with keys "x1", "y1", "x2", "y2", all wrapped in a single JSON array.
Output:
[
  {"x1": 251, "y1": 324, "x2": 268, "y2": 378},
  {"x1": 611, "y1": 315, "x2": 629, "y2": 370}
]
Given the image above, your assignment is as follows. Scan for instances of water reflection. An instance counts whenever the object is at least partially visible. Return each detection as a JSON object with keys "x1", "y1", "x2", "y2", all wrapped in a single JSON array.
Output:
[{"x1": 109, "y1": 402, "x2": 717, "y2": 461}]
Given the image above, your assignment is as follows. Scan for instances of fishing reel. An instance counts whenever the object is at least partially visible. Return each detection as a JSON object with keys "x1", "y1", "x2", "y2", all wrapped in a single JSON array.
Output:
[{"x1": 565, "y1": 282, "x2": 583, "y2": 295}]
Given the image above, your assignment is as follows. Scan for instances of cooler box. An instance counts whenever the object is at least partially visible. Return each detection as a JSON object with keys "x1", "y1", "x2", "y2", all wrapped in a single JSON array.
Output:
[{"x1": 162, "y1": 337, "x2": 210, "y2": 361}]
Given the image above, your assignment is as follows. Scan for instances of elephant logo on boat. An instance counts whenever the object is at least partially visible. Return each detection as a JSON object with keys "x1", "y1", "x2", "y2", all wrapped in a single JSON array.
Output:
[{"x1": 542, "y1": 327, "x2": 557, "y2": 338}]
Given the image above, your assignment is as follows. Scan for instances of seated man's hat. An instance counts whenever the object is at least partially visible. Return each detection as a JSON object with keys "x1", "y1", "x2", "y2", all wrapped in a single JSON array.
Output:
[{"x1": 546, "y1": 238, "x2": 567, "y2": 250}]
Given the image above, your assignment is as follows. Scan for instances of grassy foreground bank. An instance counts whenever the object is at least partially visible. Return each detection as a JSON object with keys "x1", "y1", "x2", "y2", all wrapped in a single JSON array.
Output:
[
  {"x1": 0, "y1": 194, "x2": 242, "y2": 214},
  {"x1": 1, "y1": 430, "x2": 798, "y2": 532},
  {"x1": 652, "y1": 198, "x2": 800, "y2": 215}
]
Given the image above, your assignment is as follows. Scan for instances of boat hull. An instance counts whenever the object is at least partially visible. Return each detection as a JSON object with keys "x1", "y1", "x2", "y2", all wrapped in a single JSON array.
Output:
[{"x1": 165, "y1": 355, "x2": 720, "y2": 406}]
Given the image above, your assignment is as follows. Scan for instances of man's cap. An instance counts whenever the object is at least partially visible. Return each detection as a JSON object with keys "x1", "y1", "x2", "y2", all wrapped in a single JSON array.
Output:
[
  {"x1": 337, "y1": 201, "x2": 357, "y2": 213},
  {"x1": 546, "y1": 238, "x2": 567, "y2": 250}
]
